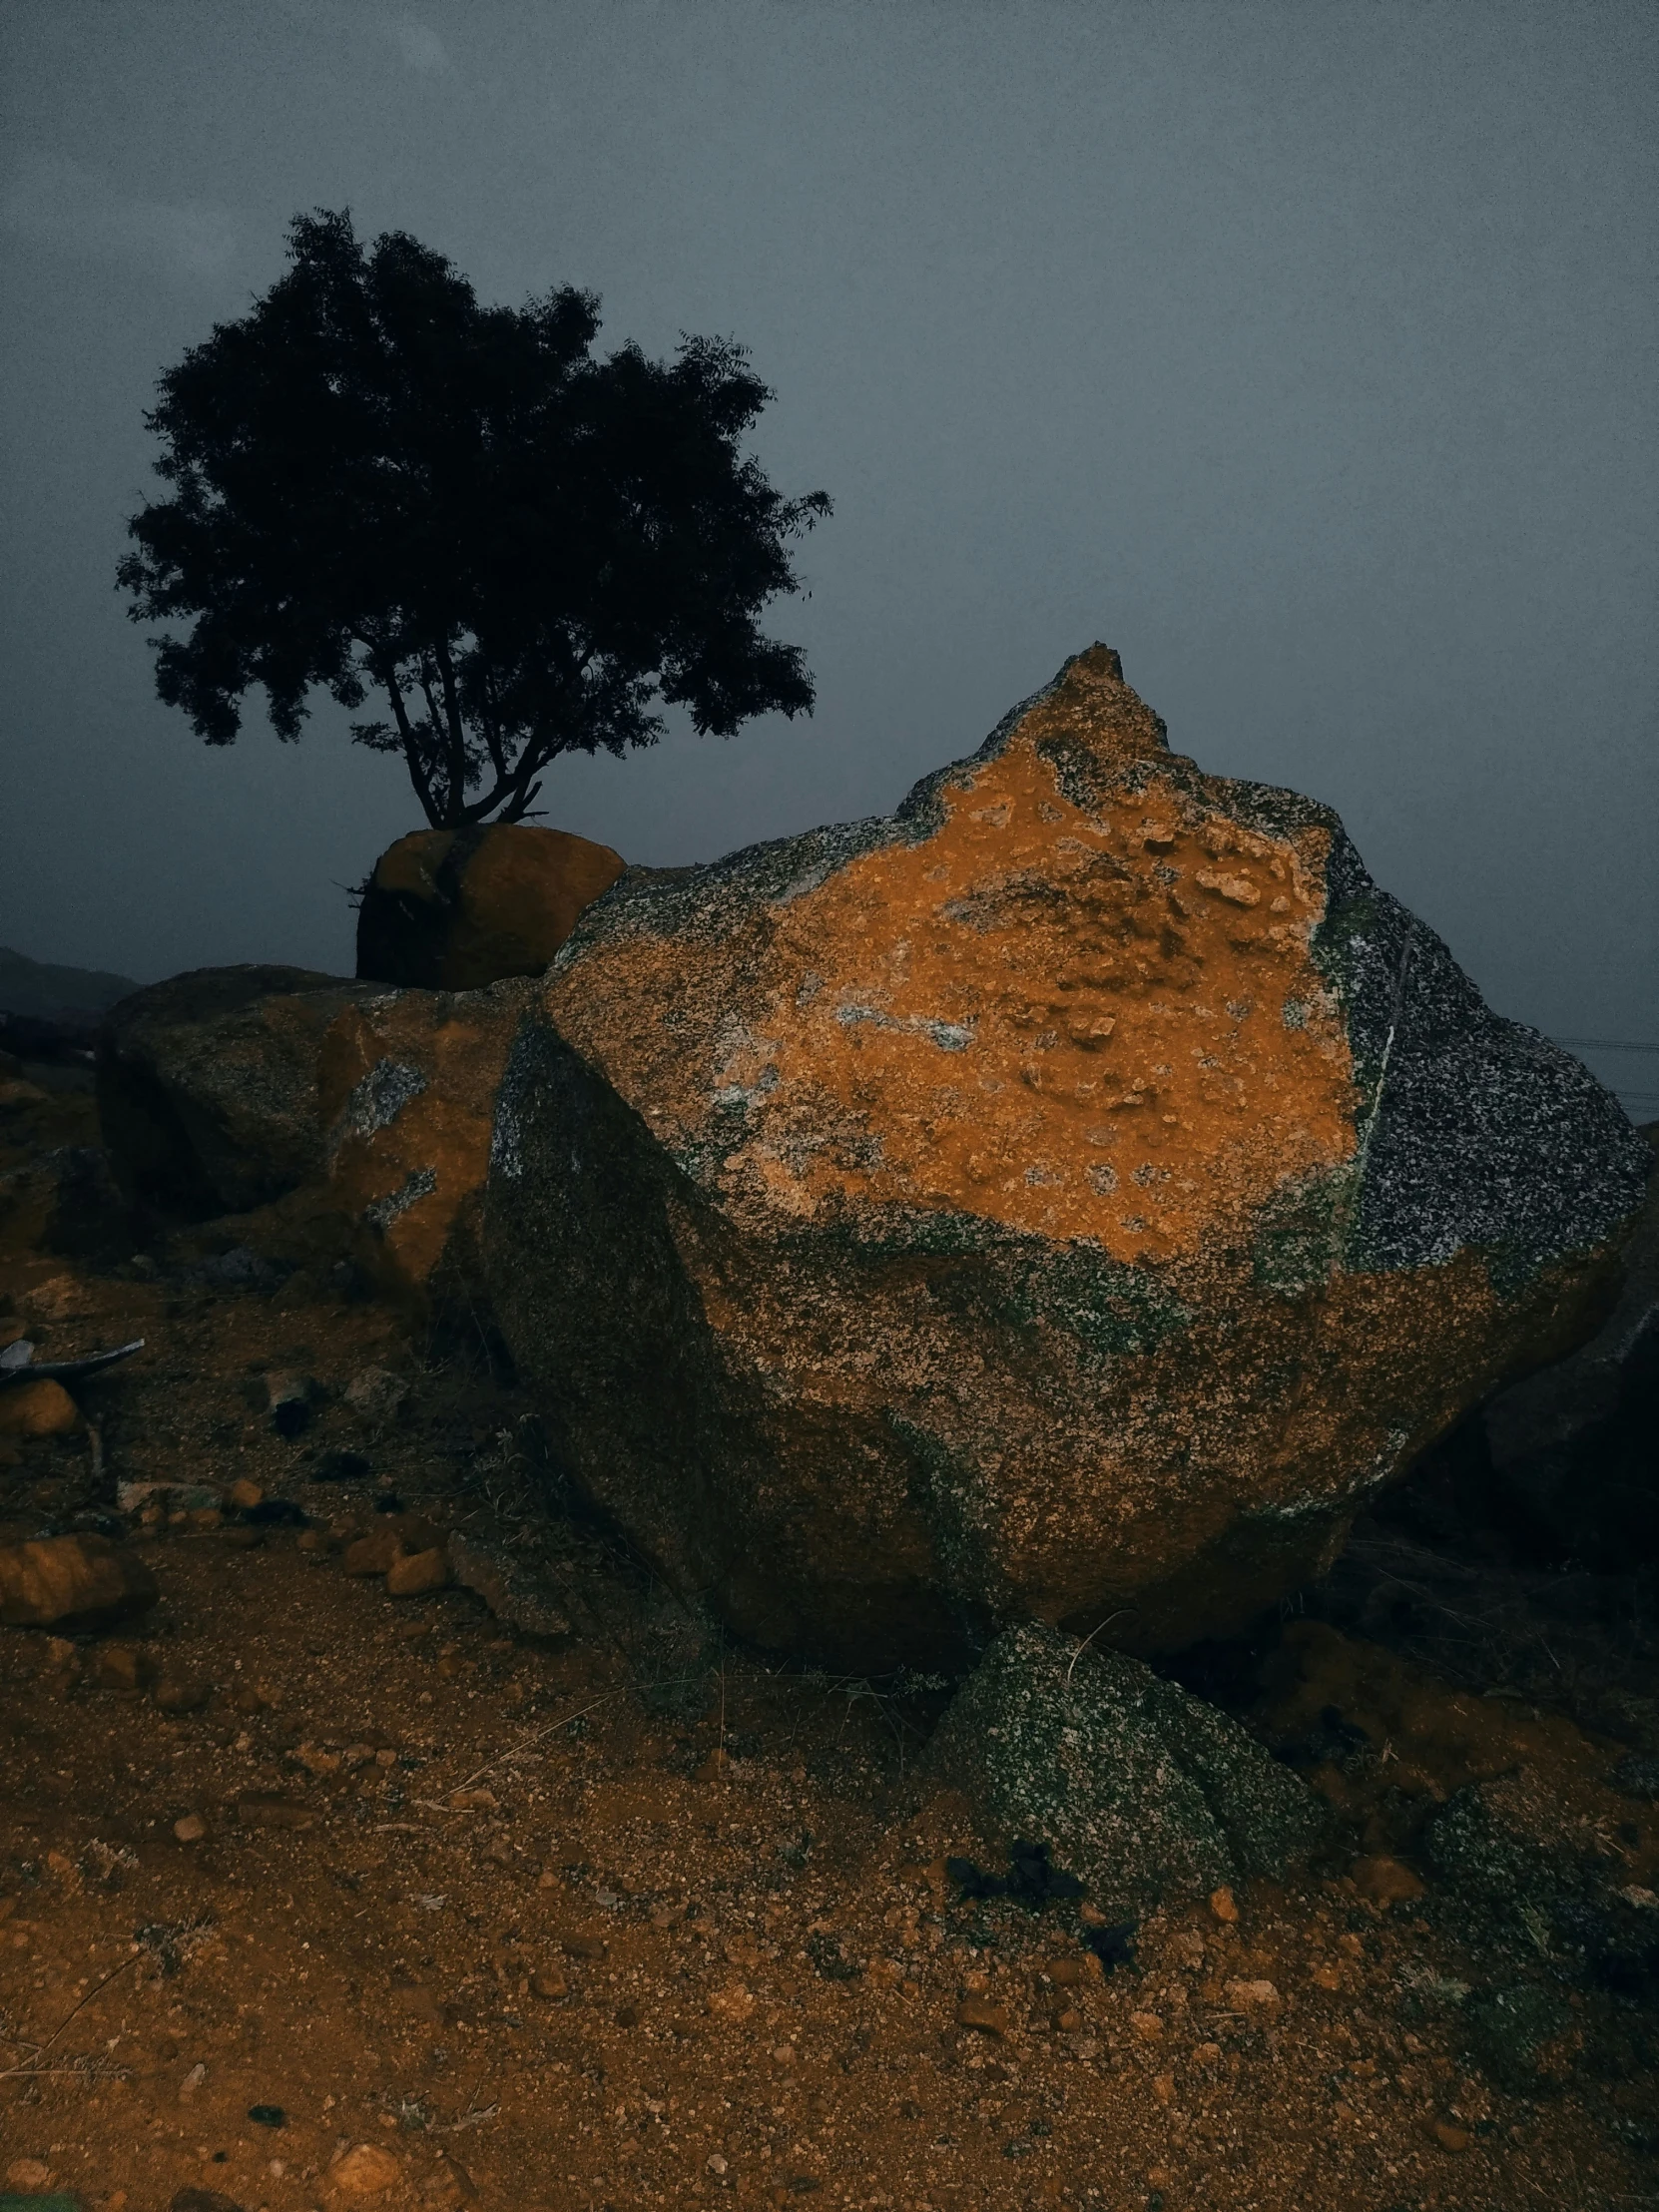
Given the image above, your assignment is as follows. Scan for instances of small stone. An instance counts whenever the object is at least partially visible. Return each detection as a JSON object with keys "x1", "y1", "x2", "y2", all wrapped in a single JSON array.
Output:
[
  {"x1": 153, "y1": 1674, "x2": 212, "y2": 1714},
  {"x1": 708, "y1": 1981, "x2": 756, "y2": 2022},
  {"x1": 954, "y1": 1995, "x2": 1010, "y2": 2036},
  {"x1": 1222, "y1": 1977, "x2": 1281, "y2": 2012},
  {"x1": 248, "y1": 2103, "x2": 285, "y2": 2127},
  {"x1": 1152, "y1": 2072, "x2": 1175, "y2": 2104},
  {"x1": 1352, "y1": 1855, "x2": 1425, "y2": 1907},
  {"x1": 1432, "y1": 2121, "x2": 1470, "y2": 2153},
  {"x1": 344, "y1": 1368, "x2": 410, "y2": 1425},
  {"x1": 1130, "y1": 2011, "x2": 1165, "y2": 2042},
  {"x1": 0, "y1": 1533, "x2": 159, "y2": 1629},
  {"x1": 1311, "y1": 1961, "x2": 1344, "y2": 1991},
  {"x1": 179, "y1": 2059, "x2": 208, "y2": 2099},
  {"x1": 266, "y1": 1372, "x2": 316, "y2": 1438},
  {"x1": 97, "y1": 1641, "x2": 156, "y2": 1694},
  {"x1": 343, "y1": 1528, "x2": 402, "y2": 1577},
  {"x1": 5, "y1": 2157, "x2": 53, "y2": 2189},
  {"x1": 1208, "y1": 1887, "x2": 1239, "y2": 1924},
  {"x1": 707, "y1": 2154, "x2": 729, "y2": 2175},
  {"x1": 0, "y1": 1378, "x2": 79, "y2": 1437},
  {"x1": 295, "y1": 1528, "x2": 332, "y2": 1553},
  {"x1": 191, "y1": 1507, "x2": 224, "y2": 1530},
  {"x1": 561, "y1": 1933, "x2": 608, "y2": 1960},
  {"x1": 529, "y1": 1969, "x2": 568, "y2": 2000},
  {"x1": 228, "y1": 1478, "x2": 264, "y2": 1510},
  {"x1": 386, "y1": 1545, "x2": 450, "y2": 1598},
  {"x1": 772, "y1": 2043, "x2": 797, "y2": 2064},
  {"x1": 329, "y1": 2141, "x2": 402, "y2": 2194},
  {"x1": 174, "y1": 1813, "x2": 208, "y2": 1844}
]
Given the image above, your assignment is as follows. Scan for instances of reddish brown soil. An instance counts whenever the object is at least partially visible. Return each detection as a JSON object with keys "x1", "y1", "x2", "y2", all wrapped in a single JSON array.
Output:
[{"x1": 1, "y1": 1076, "x2": 1654, "y2": 2212}]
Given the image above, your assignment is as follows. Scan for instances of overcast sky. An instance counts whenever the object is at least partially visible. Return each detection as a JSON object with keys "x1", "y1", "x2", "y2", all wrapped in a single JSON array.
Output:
[{"x1": 1, "y1": 1, "x2": 1654, "y2": 1107}]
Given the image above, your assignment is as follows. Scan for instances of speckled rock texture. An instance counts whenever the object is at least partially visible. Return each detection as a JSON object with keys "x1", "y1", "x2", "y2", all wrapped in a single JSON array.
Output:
[
  {"x1": 485, "y1": 645, "x2": 1651, "y2": 1670},
  {"x1": 1480, "y1": 1122, "x2": 1659, "y2": 1566},
  {"x1": 1426, "y1": 1774, "x2": 1659, "y2": 2001},
  {"x1": 97, "y1": 966, "x2": 376, "y2": 1219},
  {"x1": 356, "y1": 822, "x2": 626, "y2": 991},
  {"x1": 920, "y1": 1623, "x2": 1325, "y2": 1919},
  {"x1": 317, "y1": 980, "x2": 534, "y2": 1310}
]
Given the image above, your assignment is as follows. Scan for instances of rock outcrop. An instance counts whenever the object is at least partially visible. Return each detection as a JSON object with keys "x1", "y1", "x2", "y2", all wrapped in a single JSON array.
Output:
[
  {"x1": 483, "y1": 646, "x2": 1650, "y2": 1670},
  {"x1": 355, "y1": 823, "x2": 626, "y2": 991},
  {"x1": 923, "y1": 1623, "x2": 1326, "y2": 1918},
  {"x1": 97, "y1": 966, "x2": 374, "y2": 1218},
  {"x1": 317, "y1": 980, "x2": 534, "y2": 1309}
]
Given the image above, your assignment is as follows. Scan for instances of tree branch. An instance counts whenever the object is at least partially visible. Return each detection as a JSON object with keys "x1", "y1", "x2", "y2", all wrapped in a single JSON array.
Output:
[{"x1": 367, "y1": 648, "x2": 440, "y2": 827}]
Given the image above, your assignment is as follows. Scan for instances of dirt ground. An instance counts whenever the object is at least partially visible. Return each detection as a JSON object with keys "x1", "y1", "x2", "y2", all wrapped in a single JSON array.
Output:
[{"x1": 1, "y1": 1072, "x2": 1656, "y2": 2212}]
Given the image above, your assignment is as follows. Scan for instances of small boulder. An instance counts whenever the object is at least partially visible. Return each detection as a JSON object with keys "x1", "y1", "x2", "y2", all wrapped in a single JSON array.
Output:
[
  {"x1": 97, "y1": 966, "x2": 377, "y2": 1218},
  {"x1": 920, "y1": 1621, "x2": 1326, "y2": 1921},
  {"x1": 342, "y1": 1367, "x2": 410, "y2": 1424},
  {"x1": 355, "y1": 822, "x2": 626, "y2": 990},
  {"x1": 0, "y1": 1379, "x2": 78, "y2": 1438},
  {"x1": 385, "y1": 1545, "x2": 450, "y2": 1597},
  {"x1": 0, "y1": 1533, "x2": 159, "y2": 1629}
]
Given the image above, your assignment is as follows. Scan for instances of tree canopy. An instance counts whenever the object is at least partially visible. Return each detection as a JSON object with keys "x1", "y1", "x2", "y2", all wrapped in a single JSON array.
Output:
[{"x1": 117, "y1": 208, "x2": 832, "y2": 828}]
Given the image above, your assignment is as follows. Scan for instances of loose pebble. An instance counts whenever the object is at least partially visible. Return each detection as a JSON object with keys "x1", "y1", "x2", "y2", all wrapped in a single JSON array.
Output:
[{"x1": 174, "y1": 1812, "x2": 208, "y2": 1843}]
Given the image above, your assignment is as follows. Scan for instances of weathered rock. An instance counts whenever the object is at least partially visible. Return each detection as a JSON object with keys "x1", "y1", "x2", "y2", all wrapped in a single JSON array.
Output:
[
  {"x1": 485, "y1": 646, "x2": 1650, "y2": 1669},
  {"x1": 1479, "y1": 1123, "x2": 1659, "y2": 1565},
  {"x1": 0, "y1": 1533, "x2": 159, "y2": 1629},
  {"x1": 921, "y1": 1622, "x2": 1326, "y2": 1921},
  {"x1": 0, "y1": 1379, "x2": 78, "y2": 1438},
  {"x1": 98, "y1": 966, "x2": 376, "y2": 1218},
  {"x1": 342, "y1": 1367, "x2": 410, "y2": 1424},
  {"x1": 317, "y1": 981, "x2": 533, "y2": 1307},
  {"x1": 355, "y1": 822, "x2": 626, "y2": 990}
]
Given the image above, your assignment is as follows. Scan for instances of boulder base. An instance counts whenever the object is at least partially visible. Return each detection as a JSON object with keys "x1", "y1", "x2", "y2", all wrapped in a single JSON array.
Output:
[
  {"x1": 485, "y1": 646, "x2": 1651, "y2": 1669},
  {"x1": 355, "y1": 823, "x2": 626, "y2": 990}
]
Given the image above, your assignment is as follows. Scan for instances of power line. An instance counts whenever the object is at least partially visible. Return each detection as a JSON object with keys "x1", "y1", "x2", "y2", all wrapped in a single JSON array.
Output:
[{"x1": 1555, "y1": 1035, "x2": 1659, "y2": 1055}]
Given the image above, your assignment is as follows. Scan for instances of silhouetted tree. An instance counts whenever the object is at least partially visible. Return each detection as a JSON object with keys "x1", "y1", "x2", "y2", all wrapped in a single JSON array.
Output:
[{"x1": 117, "y1": 208, "x2": 832, "y2": 828}]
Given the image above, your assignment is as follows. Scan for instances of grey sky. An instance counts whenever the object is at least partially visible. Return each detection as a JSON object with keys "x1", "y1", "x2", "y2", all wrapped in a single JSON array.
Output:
[{"x1": 1, "y1": 1, "x2": 1654, "y2": 1107}]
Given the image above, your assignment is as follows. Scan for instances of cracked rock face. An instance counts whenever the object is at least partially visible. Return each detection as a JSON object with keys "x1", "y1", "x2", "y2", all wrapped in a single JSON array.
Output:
[
  {"x1": 317, "y1": 980, "x2": 536, "y2": 1310},
  {"x1": 484, "y1": 646, "x2": 1650, "y2": 1669}
]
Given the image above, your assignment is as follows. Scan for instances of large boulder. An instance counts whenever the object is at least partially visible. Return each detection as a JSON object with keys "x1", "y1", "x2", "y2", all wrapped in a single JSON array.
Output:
[
  {"x1": 316, "y1": 980, "x2": 534, "y2": 1310},
  {"x1": 97, "y1": 966, "x2": 376, "y2": 1218},
  {"x1": 484, "y1": 645, "x2": 1651, "y2": 1670},
  {"x1": 922, "y1": 1623, "x2": 1326, "y2": 1917},
  {"x1": 1479, "y1": 1122, "x2": 1659, "y2": 1564},
  {"x1": 355, "y1": 823, "x2": 626, "y2": 990}
]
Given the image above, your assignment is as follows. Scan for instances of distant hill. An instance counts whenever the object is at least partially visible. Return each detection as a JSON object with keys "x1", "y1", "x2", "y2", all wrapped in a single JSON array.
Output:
[{"x1": 0, "y1": 944, "x2": 140, "y2": 1021}]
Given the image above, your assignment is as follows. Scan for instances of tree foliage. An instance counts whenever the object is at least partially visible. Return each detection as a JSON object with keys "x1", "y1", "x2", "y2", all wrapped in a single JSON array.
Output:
[{"x1": 117, "y1": 208, "x2": 832, "y2": 827}]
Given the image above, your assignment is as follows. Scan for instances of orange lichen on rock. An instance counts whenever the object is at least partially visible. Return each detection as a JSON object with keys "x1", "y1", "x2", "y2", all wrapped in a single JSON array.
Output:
[
  {"x1": 318, "y1": 981, "x2": 532, "y2": 1309},
  {"x1": 356, "y1": 822, "x2": 626, "y2": 991},
  {"x1": 543, "y1": 646, "x2": 1357, "y2": 1273},
  {"x1": 487, "y1": 646, "x2": 1650, "y2": 1669}
]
